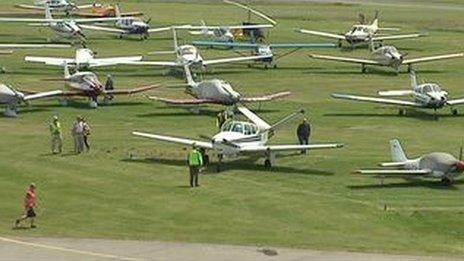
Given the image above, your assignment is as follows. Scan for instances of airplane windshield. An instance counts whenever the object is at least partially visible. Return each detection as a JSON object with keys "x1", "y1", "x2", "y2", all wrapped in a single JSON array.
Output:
[
  {"x1": 231, "y1": 122, "x2": 243, "y2": 133},
  {"x1": 181, "y1": 47, "x2": 196, "y2": 55}
]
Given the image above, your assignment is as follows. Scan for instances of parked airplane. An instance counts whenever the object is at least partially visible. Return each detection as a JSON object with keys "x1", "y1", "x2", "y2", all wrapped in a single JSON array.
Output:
[
  {"x1": 79, "y1": 4, "x2": 175, "y2": 39},
  {"x1": 148, "y1": 64, "x2": 290, "y2": 106},
  {"x1": 75, "y1": 3, "x2": 143, "y2": 17},
  {"x1": 16, "y1": 0, "x2": 96, "y2": 15},
  {"x1": 355, "y1": 139, "x2": 464, "y2": 185},
  {"x1": 187, "y1": 21, "x2": 273, "y2": 43},
  {"x1": 192, "y1": 40, "x2": 336, "y2": 69},
  {"x1": 0, "y1": 43, "x2": 70, "y2": 73},
  {"x1": 122, "y1": 28, "x2": 271, "y2": 69},
  {"x1": 309, "y1": 39, "x2": 463, "y2": 73},
  {"x1": 133, "y1": 106, "x2": 343, "y2": 171},
  {"x1": 332, "y1": 71, "x2": 464, "y2": 117},
  {"x1": 0, "y1": 3, "x2": 122, "y2": 42},
  {"x1": 0, "y1": 83, "x2": 62, "y2": 117},
  {"x1": 54, "y1": 63, "x2": 158, "y2": 108},
  {"x1": 297, "y1": 11, "x2": 422, "y2": 48},
  {"x1": 25, "y1": 48, "x2": 143, "y2": 69}
]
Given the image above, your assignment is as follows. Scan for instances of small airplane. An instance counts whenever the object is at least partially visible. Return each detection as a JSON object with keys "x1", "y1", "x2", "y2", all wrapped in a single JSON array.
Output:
[
  {"x1": 354, "y1": 139, "x2": 464, "y2": 185},
  {"x1": 0, "y1": 83, "x2": 62, "y2": 117},
  {"x1": 332, "y1": 70, "x2": 464, "y2": 117},
  {"x1": 296, "y1": 11, "x2": 422, "y2": 48},
  {"x1": 74, "y1": 3, "x2": 143, "y2": 18},
  {"x1": 78, "y1": 4, "x2": 175, "y2": 40},
  {"x1": 133, "y1": 106, "x2": 343, "y2": 171},
  {"x1": 187, "y1": 21, "x2": 274, "y2": 43},
  {"x1": 309, "y1": 39, "x2": 463, "y2": 74},
  {"x1": 0, "y1": 43, "x2": 70, "y2": 73},
  {"x1": 52, "y1": 63, "x2": 159, "y2": 108},
  {"x1": 222, "y1": 0, "x2": 277, "y2": 42},
  {"x1": 192, "y1": 40, "x2": 336, "y2": 69},
  {"x1": 16, "y1": 0, "x2": 96, "y2": 15},
  {"x1": 122, "y1": 28, "x2": 271, "y2": 69},
  {"x1": 147, "y1": 64, "x2": 290, "y2": 106},
  {"x1": 0, "y1": 3, "x2": 123, "y2": 42},
  {"x1": 25, "y1": 48, "x2": 143, "y2": 69}
]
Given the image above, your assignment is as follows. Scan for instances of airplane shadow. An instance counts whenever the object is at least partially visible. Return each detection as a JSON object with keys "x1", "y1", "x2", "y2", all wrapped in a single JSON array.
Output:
[
  {"x1": 324, "y1": 109, "x2": 464, "y2": 121},
  {"x1": 348, "y1": 179, "x2": 464, "y2": 190},
  {"x1": 303, "y1": 68, "x2": 447, "y2": 76},
  {"x1": 136, "y1": 107, "x2": 281, "y2": 118},
  {"x1": 122, "y1": 155, "x2": 334, "y2": 176}
]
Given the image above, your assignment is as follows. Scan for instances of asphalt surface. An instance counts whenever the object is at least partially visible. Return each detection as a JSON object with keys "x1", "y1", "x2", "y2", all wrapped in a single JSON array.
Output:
[{"x1": 1, "y1": 236, "x2": 463, "y2": 261}]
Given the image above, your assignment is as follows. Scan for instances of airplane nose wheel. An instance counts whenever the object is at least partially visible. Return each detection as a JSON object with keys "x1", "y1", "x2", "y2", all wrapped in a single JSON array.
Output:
[
  {"x1": 216, "y1": 154, "x2": 223, "y2": 173},
  {"x1": 441, "y1": 177, "x2": 453, "y2": 186},
  {"x1": 451, "y1": 108, "x2": 458, "y2": 116},
  {"x1": 398, "y1": 108, "x2": 406, "y2": 116},
  {"x1": 264, "y1": 159, "x2": 272, "y2": 170}
]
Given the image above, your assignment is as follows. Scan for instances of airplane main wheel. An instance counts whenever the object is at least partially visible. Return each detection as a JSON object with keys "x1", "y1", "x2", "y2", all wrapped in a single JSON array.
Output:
[
  {"x1": 203, "y1": 154, "x2": 210, "y2": 165},
  {"x1": 441, "y1": 177, "x2": 453, "y2": 186},
  {"x1": 264, "y1": 159, "x2": 272, "y2": 170},
  {"x1": 264, "y1": 64, "x2": 269, "y2": 70},
  {"x1": 452, "y1": 109, "x2": 458, "y2": 116},
  {"x1": 398, "y1": 109, "x2": 406, "y2": 116}
]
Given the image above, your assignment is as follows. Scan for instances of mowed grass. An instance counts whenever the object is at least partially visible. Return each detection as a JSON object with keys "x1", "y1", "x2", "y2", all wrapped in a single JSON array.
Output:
[{"x1": 1, "y1": 0, "x2": 464, "y2": 257}]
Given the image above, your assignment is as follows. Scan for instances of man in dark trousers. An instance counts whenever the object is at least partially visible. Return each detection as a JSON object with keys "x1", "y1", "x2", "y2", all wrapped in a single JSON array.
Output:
[
  {"x1": 297, "y1": 118, "x2": 311, "y2": 154},
  {"x1": 188, "y1": 144, "x2": 203, "y2": 187},
  {"x1": 14, "y1": 183, "x2": 38, "y2": 228}
]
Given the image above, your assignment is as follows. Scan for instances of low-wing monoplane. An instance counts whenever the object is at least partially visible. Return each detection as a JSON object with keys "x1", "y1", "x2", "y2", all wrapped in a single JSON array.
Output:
[
  {"x1": 25, "y1": 48, "x2": 142, "y2": 69},
  {"x1": 16, "y1": 0, "x2": 96, "y2": 15},
  {"x1": 187, "y1": 21, "x2": 273, "y2": 43},
  {"x1": 133, "y1": 106, "x2": 343, "y2": 171},
  {"x1": 0, "y1": 83, "x2": 62, "y2": 117},
  {"x1": 355, "y1": 139, "x2": 464, "y2": 185},
  {"x1": 332, "y1": 70, "x2": 464, "y2": 117},
  {"x1": 74, "y1": 3, "x2": 143, "y2": 18},
  {"x1": 147, "y1": 64, "x2": 290, "y2": 106},
  {"x1": 309, "y1": 40, "x2": 463, "y2": 73},
  {"x1": 192, "y1": 40, "x2": 336, "y2": 69},
  {"x1": 297, "y1": 11, "x2": 422, "y2": 48}
]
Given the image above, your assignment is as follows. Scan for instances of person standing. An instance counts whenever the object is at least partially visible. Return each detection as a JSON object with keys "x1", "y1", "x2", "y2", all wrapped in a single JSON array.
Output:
[
  {"x1": 82, "y1": 118, "x2": 91, "y2": 152},
  {"x1": 49, "y1": 115, "x2": 63, "y2": 154},
  {"x1": 297, "y1": 118, "x2": 311, "y2": 154},
  {"x1": 188, "y1": 144, "x2": 203, "y2": 187},
  {"x1": 72, "y1": 116, "x2": 85, "y2": 154},
  {"x1": 14, "y1": 183, "x2": 38, "y2": 229}
]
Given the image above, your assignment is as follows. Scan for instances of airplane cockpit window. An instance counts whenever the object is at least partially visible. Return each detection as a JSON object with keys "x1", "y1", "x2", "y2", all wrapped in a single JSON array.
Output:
[
  {"x1": 244, "y1": 124, "x2": 252, "y2": 135},
  {"x1": 430, "y1": 84, "x2": 441, "y2": 92},
  {"x1": 181, "y1": 47, "x2": 196, "y2": 55},
  {"x1": 221, "y1": 121, "x2": 232, "y2": 132},
  {"x1": 231, "y1": 122, "x2": 244, "y2": 133},
  {"x1": 423, "y1": 85, "x2": 432, "y2": 93}
]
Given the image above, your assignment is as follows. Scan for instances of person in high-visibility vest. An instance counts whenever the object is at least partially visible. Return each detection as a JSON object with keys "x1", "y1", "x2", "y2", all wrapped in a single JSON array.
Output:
[
  {"x1": 49, "y1": 115, "x2": 63, "y2": 154},
  {"x1": 188, "y1": 144, "x2": 203, "y2": 187}
]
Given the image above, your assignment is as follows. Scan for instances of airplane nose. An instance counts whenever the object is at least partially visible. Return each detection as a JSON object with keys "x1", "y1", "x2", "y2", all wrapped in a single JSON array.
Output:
[{"x1": 456, "y1": 161, "x2": 464, "y2": 172}]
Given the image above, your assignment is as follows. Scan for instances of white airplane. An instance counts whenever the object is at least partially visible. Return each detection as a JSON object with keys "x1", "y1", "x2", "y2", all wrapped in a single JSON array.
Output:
[
  {"x1": 78, "y1": 4, "x2": 178, "y2": 40},
  {"x1": 0, "y1": 43, "x2": 70, "y2": 73},
  {"x1": 122, "y1": 28, "x2": 271, "y2": 69},
  {"x1": 355, "y1": 139, "x2": 464, "y2": 185},
  {"x1": 296, "y1": 11, "x2": 422, "y2": 48},
  {"x1": 0, "y1": 3, "x2": 123, "y2": 42},
  {"x1": 54, "y1": 63, "x2": 159, "y2": 108},
  {"x1": 187, "y1": 21, "x2": 274, "y2": 43},
  {"x1": 16, "y1": 0, "x2": 96, "y2": 15},
  {"x1": 147, "y1": 64, "x2": 290, "y2": 106},
  {"x1": 133, "y1": 106, "x2": 343, "y2": 171},
  {"x1": 309, "y1": 39, "x2": 463, "y2": 74},
  {"x1": 0, "y1": 83, "x2": 62, "y2": 117},
  {"x1": 332, "y1": 70, "x2": 464, "y2": 117},
  {"x1": 25, "y1": 48, "x2": 142, "y2": 69}
]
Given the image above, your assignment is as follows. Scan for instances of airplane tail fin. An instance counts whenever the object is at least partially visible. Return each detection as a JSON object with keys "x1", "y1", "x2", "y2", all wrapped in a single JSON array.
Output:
[
  {"x1": 45, "y1": 1, "x2": 52, "y2": 20},
  {"x1": 172, "y1": 27, "x2": 178, "y2": 51},
  {"x1": 371, "y1": 10, "x2": 379, "y2": 29},
  {"x1": 410, "y1": 69, "x2": 417, "y2": 89},
  {"x1": 183, "y1": 64, "x2": 195, "y2": 86},
  {"x1": 269, "y1": 108, "x2": 305, "y2": 133},
  {"x1": 115, "y1": 3, "x2": 122, "y2": 18},
  {"x1": 390, "y1": 139, "x2": 408, "y2": 162},
  {"x1": 200, "y1": 20, "x2": 208, "y2": 34}
]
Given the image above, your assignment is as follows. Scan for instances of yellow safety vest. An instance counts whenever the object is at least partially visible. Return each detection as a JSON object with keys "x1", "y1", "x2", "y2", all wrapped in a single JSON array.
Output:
[{"x1": 189, "y1": 149, "x2": 203, "y2": 166}]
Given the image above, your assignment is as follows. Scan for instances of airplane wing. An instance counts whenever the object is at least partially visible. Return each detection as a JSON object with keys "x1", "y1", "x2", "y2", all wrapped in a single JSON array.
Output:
[
  {"x1": 332, "y1": 93, "x2": 424, "y2": 107},
  {"x1": 25, "y1": 56, "x2": 74, "y2": 66},
  {"x1": 446, "y1": 98, "x2": 464, "y2": 106},
  {"x1": 241, "y1": 143, "x2": 343, "y2": 153},
  {"x1": 269, "y1": 43, "x2": 336, "y2": 49},
  {"x1": 0, "y1": 44, "x2": 70, "y2": 49},
  {"x1": 79, "y1": 24, "x2": 126, "y2": 33},
  {"x1": 147, "y1": 96, "x2": 218, "y2": 105},
  {"x1": 15, "y1": 4, "x2": 46, "y2": 10},
  {"x1": 23, "y1": 90, "x2": 63, "y2": 101},
  {"x1": 372, "y1": 33, "x2": 422, "y2": 41},
  {"x1": 202, "y1": 54, "x2": 271, "y2": 66},
  {"x1": 403, "y1": 53, "x2": 464, "y2": 65},
  {"x1": 74, "y1": 11, "x2": 143, "y2": 17},
  {"x1": 121, "y1": 61, "x2": 179, "y2": 67},
  {"x1": 104, "y1": 84, "x2": 160, "y2": 95},
  {"x1": 0, "y1": 50, "x2": 13, "y2": 55},
  {"x1": 309, "y1": 54, "x2": 381, "y2": 65},
  {"x1": 296, "y1": 29, "x2": 346, "y2": 40},
  {"x1": 90, "y1": 56, "x2": 143, "y2": 67},
  {"x1": 147, "y1": 27, "x2": 173, "y2": 33},
  {"x1": 72, "y1": 17, "x2": 122, "y2": 23},
  {"x1": 187, "y1": 24, "x2": 273, "y2": 30},
  {"x1": 0, "y1": 17, "x2": 120, "y2": 23},
  {"x1": 132, "y1": 131, "x2": 213, "y2": 149},
  {"x1": 355, "y1": 169, "x2": 431, "y2": 176},
  {"x1": 240, "y1": 91, "x2": 291, "y2": 102},
  {"x1": 377, "y1": 90, "x2": 414, "y2": 96},
  {"x1": 193, "y1": 41, "x2": 259, "y2": 49}
]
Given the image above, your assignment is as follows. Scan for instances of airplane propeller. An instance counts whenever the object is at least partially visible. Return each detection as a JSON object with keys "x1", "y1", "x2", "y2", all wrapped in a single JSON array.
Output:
[{"x1": 145, "y1": 17, "x2": 152, "y2": 24}]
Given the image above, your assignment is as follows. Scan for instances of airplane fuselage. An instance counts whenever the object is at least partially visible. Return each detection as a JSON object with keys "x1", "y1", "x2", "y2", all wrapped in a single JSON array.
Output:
[
  {"x1": 372, "y1": 45, "x2": 403, "y2": 68},
  {"x1": 399, "y1": 153, "x2": 464, "y2": 179},
  {"x1": 211, "y1": 120, "x2": 266, "y2": 156},
  {"x1": 65, "y1": 71, "x2": 104, "y2": 96},
  {"x1": 116, "y1": 18, "x2": 149, "y2": 35},
  {"x1": 190, "y1": 79, "x2": 241, "y2": 105},
  {"x1": 50, "y1": 20, "x2": 83, "y2": 39},
  {"x1": 177, "y1": 45, "x2": 203, "y2": 65},
  {"x1": 412, "y1": 83, "x2": 448, "y2": 109},
  {"x1": 0, "y1": 84, "x2": 23, "y2": 104},
  {"x1": 344, "y1": 25, "x2": 376, "y2": 44}
]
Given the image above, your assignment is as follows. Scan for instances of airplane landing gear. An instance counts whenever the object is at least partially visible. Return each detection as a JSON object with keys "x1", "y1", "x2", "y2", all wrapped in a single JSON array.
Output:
[
  {"x1": 216, "y1": 154, "x2": 223, "y2": 173},
  {"x1": 4, "y1": 104, "x2": 18, "y2": 118},
  {"x1": 264, "y1": 159, "x2": 272, "y2": 170},
  {"x1": 59, "y1": 98, "x2": 69, "y2": 106},
  {"x1": 89, "y1": 97, "x2": 98, "y2": 108},
  {"x1": 451, "y1": 108, "x2": 458, "y2": 116},
  {"x1": 398, "y1": 108, "x2": 406, "y2": 116},
  {"x1": 361, "y1": 64, "x2": 367, "y2": 73},
  {"x1": 441, "y1": 177, "x2": 453, "y2": 186},
  {"x1": 264, "y1": 149, "x2": 275, "y2": 170},
  {"x1": 407, "y1": 64, "x2": 413, "y2": 73}
]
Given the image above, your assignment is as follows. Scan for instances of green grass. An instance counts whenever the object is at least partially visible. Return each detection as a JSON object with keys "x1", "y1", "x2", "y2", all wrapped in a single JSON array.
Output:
[{"x1": 1, "y1": 0, "x2": 464, "y2": 257}]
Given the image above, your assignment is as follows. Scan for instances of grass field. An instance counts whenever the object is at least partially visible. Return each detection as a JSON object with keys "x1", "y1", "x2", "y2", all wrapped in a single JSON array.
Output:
[{"x1": 1, "y1": 0, "x2": 464, "y2": 257}]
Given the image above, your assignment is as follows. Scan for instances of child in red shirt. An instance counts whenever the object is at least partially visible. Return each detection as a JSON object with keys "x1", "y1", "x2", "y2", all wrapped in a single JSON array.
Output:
[{"x1": 14, "y1": 183, "x2": 37, "y2": 228}]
